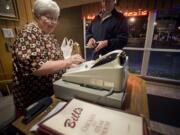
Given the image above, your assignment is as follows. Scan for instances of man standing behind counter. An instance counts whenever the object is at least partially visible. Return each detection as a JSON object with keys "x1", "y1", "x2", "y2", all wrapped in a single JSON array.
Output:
[{"x1": 87, "y1": 0, "x2": 128, "y2": 60}]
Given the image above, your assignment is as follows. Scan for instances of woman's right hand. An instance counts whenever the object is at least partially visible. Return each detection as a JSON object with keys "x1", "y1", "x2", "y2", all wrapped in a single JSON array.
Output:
[{"x1": 66, "y1": 54, "x2": 85, "y2": 67}]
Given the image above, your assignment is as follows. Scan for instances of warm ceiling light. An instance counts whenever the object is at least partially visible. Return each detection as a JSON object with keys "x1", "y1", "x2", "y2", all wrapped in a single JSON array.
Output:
[
  {"x1": 129, "y1": 17, "x2": 135, "y2": 23},
  {"x1": 124, "y1": 10, "x2": 148, "y2": 17},
  {"x1": 86, "y1": 15, "x2": 95, "y2": 20},
  {"x1": 5, "y1": 0, "x2": 10, "y2": 10}
]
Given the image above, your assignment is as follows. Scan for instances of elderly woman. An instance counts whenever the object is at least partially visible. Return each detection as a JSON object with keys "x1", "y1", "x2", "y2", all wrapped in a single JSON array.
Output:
[{"x1": 12, "y1": 0, "x2": 84, "y2": 112}]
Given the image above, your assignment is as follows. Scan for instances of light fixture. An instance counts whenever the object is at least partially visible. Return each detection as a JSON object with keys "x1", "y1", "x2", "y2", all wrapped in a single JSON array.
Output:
[
  {"x1": 124, "y1": 9, "x2": 148, "y2": 17},
  {"x1": 85, "y1": 15, "x2": 95, "y2": 20},
  {"x1": 5, "y1": 0, "x2": 10, "y2": 10},
  {"x1": 129, "y1": 17, "x2": 135, "y2": 23}
]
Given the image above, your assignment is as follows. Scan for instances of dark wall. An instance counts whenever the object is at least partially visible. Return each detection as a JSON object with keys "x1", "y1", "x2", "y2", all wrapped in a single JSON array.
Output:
[{"x1": 54, "y1": 6, "x2": 84, "y2": 55}]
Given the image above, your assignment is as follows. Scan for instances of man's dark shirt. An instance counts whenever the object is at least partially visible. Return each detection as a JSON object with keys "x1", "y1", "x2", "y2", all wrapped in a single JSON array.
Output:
[{"x1": 86, "y1": 8, "x2": 128, "y2": 59}]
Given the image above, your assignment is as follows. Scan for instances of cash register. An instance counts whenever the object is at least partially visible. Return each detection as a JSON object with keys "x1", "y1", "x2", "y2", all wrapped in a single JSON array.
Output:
[{"x1": 54, "y1": 50, "x2": 128, "y2": 109}]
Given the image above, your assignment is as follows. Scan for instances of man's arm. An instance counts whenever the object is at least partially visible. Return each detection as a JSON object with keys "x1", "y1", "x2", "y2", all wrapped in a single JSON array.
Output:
[
  {"x1": 86, "y1": 22, "x2": 94, "y2": 43},
  {"x1": 86, "y1": 21, "x2": 97, "y2": 48}
]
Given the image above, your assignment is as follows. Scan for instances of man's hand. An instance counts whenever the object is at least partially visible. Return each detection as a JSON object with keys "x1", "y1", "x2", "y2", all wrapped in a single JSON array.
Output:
[
  {"x1": 87, "y1": 38, "x2": 96, "y2": 48},
  {"x1": 95, "y1": 40, "x2": 108, "y2": 52}
]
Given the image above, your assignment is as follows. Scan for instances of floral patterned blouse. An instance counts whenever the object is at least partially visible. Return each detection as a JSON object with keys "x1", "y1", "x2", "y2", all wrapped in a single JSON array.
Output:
[{"x1": 12, "y1": 23, "x2": 64, "y2": 111}]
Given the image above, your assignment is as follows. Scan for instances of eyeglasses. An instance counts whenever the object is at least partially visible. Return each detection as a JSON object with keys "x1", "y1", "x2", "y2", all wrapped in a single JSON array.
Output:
[{"x1": 42, "y1": 15, "x2": 59, "y2": 23}]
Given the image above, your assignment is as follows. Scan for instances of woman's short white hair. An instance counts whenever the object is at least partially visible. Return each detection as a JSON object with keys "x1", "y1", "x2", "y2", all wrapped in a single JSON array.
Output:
[{"x1": 33, "y1": 0, "x2": 60, "y2": 18}]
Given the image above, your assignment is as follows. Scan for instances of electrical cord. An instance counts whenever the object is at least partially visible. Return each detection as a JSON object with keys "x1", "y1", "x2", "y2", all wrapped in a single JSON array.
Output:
[{"x1": 104, "y1": 87, "x2": 114, "y2": 97}]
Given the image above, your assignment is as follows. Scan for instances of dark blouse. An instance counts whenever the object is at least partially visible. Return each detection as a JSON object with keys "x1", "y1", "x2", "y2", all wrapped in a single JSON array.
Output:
[{"x1": 12, "y1": 23, "x2": 64, "y2": 110}]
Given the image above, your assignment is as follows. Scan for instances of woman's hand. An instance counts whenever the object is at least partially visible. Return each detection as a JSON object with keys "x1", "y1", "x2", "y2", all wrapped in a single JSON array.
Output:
[{"x1": 66, "y1": 54, "x2": 85, "y2": 67}]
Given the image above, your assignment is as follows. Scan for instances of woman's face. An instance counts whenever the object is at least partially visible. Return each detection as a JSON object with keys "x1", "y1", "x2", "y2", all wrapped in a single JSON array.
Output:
[{"x1": 37, "y1": 12, "x2": 59, "y2": 34}]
